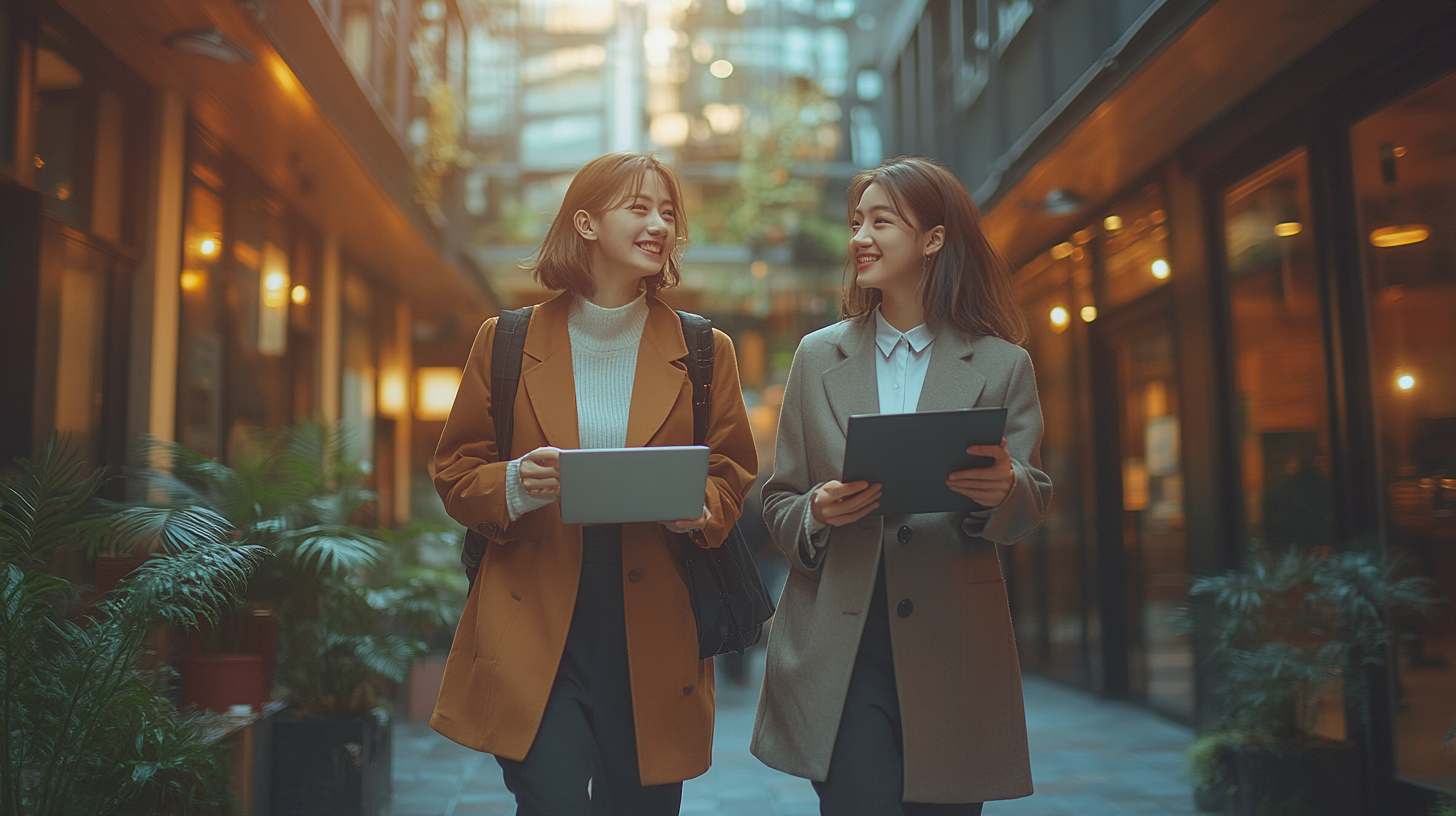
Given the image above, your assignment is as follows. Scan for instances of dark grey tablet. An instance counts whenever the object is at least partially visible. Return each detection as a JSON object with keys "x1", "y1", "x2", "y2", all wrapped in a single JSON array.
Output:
[
  {"x1": 841, "y1": 407, "x2": 1008, "y2": 516},
  {"x1": 559, "y1": 446, "x2": 710, "y2": 525}
]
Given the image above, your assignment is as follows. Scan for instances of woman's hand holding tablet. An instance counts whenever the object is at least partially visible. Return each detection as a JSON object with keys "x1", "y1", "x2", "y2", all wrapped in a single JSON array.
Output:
[
  {"x1": 945, "y1": 438, "x2": 1014, "y2": 507},
  {"x1": 811, "y1": 480, "x2": 883, "y2": 527},
  {"x1": 521, "y1": 446, "x2": 563, "y2": 499}
]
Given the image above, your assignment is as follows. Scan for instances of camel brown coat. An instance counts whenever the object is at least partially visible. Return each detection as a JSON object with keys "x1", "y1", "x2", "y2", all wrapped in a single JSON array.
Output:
[
  {"x1": 751, "y1": 317, "x2": 1051, "y2": 804},
  {"x1": 430, "y1": 292, "x2": 758, "y2": 785}
]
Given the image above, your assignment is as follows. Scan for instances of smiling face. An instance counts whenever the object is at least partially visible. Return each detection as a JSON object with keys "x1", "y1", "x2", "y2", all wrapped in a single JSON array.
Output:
[
  {"x1": 849, "y1": 182, "x2": 940, "y2": 295},
  {"x1": 577, "y1": 170, "x2": 678, "y2": 289}
]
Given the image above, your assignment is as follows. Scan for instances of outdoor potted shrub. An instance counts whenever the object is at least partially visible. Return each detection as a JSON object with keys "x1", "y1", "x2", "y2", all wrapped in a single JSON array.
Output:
[
  {"x1": 143, "y1": 421, "x2": 460, "y2": 816},
  {"x1": 1178, "y1": 548, "x2": 1436, "y2": 816},
  {"x1": 1, "y1": 440, "x2": 268, "y2": 815}
]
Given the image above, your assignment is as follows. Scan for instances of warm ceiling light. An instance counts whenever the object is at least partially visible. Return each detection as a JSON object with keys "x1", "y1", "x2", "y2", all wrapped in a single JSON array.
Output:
[
  {"x1": 379, "y1": 370, "x2": 408, "y2": 417},
  {"x1": 1103, "y1": 214, "x2": 1123, "y2": 232},
  {"x1": 1397, "y1": 373, "x2": 1415, "y2": 391},
  {"x1": 417, "y1": 367, "x2": 463, "y2": 420},
  {"x1": 1080, "y1": 306, "x2": 1097, "y2": 322},
  {"x1": 1370, "y1": 225, "x2": 1430, "y2": 248},
  {"x1": 1049, "y1": 306, "x2": 1070, "y2": 330},
  {"x1": 290, "y1": 285, "x2": 310, "y2": 305},
  {"x1": 1151, "y1": 259, "x2": 1171, "y2": 279},
  {"x1": 198, "y1": 237, "x2": 220, "y2": 257},
  {"x1": 709, "y1": 59, "x2": 734, "y2": 78},
  {"x1": 180, "y1": 270, "x2": 205, "y2": 292},
  {"x1": 1275, "y1": 222, "x2": 1303, "y2": 237},
  {"x1": 264, "y1": 271, "x2": 288, "y2": 291},
  {"x1": 1050, "y1": 242, "x2": 1074, "y2": 260},
  {"x1": 164, "y1": 27, "x2": 254, "y2": 64}
]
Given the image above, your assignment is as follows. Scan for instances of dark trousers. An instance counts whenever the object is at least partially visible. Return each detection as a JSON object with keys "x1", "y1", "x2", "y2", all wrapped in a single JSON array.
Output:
[
  {"x1": 495, "y1": 525, "x2": 683, "y2": 816},
  {"x1": 813, "y1": 561, "x2": 985, "y2": 816}
]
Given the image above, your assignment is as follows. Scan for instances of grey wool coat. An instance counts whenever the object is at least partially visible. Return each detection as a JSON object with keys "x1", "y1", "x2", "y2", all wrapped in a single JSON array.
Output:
[{"x1": 750, "y1": 315, "x2": 1052, "y2": 805}]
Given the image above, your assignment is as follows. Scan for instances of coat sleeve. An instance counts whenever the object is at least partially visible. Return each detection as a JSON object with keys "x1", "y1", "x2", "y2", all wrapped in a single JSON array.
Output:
[
  {"x1": 432, "y1": 317, "x2": 521, "y2": 543},
  {"x1": 688, "y1": 328, "x2": 759, "y2": 549},
  {"x1": 962, "y1": 345, "x2": 1052, "y2": 544},
  {"x1": 761, "y1": 340, "x2": 827, "y2": 577}
]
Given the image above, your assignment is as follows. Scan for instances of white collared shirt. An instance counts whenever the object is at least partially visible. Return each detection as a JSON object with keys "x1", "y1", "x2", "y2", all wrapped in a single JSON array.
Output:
[{"x1": 873, "y1": 307, "x2": 935, "y2": 414}]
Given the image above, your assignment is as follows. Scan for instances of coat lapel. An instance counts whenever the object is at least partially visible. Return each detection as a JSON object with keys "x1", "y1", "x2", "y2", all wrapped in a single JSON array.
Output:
[
  {"x1": 821, "y1": 318, "x2": 880, "y2": 437},
  {"x1": 521, "y1": 292, "x2": 581, "y2": 450},
  {"x1": 915, "y1": 326, "x2": 986, "y2": 412},
  {"x1": 624, "y1": 297, "x2": 690, "y2": 448}
]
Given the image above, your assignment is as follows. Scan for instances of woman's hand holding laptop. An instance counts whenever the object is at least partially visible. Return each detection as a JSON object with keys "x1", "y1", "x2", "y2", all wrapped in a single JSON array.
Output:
[
  {"x1": 660, "y1": 504, "x2": 711, "y2": 533},
  {"x1": 521, "y1": 446, "x2": 563, "y2": 500},
  {"x1": 945, "y1": 438, "x2": 1014, "y2": 507},
  {"x1": 810, "y1": 480, "x2": 883, "y2": 527}
]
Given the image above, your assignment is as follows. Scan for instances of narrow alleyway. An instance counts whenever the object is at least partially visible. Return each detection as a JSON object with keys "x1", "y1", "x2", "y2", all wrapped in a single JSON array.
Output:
[{"x1": 387, "y1": 653, "x2": 1197, "y2": 816}]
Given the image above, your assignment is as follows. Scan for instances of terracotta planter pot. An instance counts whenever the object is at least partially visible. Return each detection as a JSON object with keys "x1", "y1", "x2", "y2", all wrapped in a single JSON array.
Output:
[
  {"x1": 93, "y1": 552, "x2": 149, "y2": 597},
  {"x1": 180, "y1": 653, "x2": 267, "y2": 714}
]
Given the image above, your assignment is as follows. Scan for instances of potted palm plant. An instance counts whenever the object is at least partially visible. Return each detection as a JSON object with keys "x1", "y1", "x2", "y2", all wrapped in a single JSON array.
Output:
[
  {"x1": 142, "y1": 421, "x2": 459, "y2": 816},
  {"x1": 1, "y1": 440, "x2": 267, "y2": 815},
  {"x1": 1178, "y1": 547, "x2": 1436, "y2": 816}
]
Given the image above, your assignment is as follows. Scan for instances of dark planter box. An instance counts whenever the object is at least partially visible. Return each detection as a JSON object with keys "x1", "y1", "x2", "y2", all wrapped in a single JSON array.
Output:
[
  {"x1": 271, "y1": 712, "x2": 392, "y2": 816},
  {"x1": 1227, "y1": 741, "x2": 1361, "y2": 816}
]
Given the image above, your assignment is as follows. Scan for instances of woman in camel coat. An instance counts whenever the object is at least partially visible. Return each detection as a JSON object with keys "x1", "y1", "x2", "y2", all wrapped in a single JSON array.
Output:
[
  {"x1": 752, "y1": 157, "x2": 1052, "y2": 814},
  {"x1": 431, "y1": 153, "x2": 757, "y2": 815}
]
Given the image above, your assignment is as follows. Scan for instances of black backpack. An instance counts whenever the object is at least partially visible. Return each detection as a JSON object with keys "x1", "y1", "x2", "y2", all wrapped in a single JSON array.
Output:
[{"x1": 458, "y1": 306, "x2": 775, "y2": 659}]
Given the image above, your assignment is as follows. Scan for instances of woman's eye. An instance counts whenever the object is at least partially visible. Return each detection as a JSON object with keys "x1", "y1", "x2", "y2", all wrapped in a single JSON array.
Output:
[
  {"x1": 850, "y1": 222, "x2": 861, "y2": 231},
  {"x1": 875, "y1": 218, "x2": 890, "y2": 225},
  {"x1": 661, "y1": 210, "x2": 675, "y2": 220}
]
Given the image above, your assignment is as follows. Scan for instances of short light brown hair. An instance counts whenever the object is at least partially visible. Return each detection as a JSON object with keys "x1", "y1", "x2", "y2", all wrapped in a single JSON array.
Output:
[
  {"x1": 844, "y1": 156, "x2": 1028, "y2": 345},
  {"x1": 528, "y1": 152, "x2": 688, "y2": 297}
]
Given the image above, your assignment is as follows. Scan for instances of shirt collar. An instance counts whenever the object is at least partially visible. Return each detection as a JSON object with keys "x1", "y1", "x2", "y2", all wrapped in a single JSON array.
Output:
[{"x1": 874, "y1": 307, "x2": 935, "y2": 357}]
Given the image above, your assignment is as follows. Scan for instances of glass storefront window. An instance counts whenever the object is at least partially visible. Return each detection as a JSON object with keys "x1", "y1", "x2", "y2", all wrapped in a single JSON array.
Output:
[
  {"x1": 1353, "y1": 70, "x2": 1456, "y2": 793},
  {"x1": 1011, "y1": 245, "x2": 1096, "y2": 686},
  {"x1": 177, "y1": 173, "x2": 227, "y2": 458},
  {"x1": 1099, "y1": 183, "x2": 1171, "y2": 309},
  {"x1": 1223, "y1": 149, "x2": 1334, "y2": 554},
  {"x1": 34, "y1": 46, "x2": 85, "y2": 225}
]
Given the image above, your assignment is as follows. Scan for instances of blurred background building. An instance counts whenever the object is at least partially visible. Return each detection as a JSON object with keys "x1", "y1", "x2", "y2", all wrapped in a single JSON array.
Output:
[{"x1": 3, "y1": 0, "x2": 1455, "y2": 811}]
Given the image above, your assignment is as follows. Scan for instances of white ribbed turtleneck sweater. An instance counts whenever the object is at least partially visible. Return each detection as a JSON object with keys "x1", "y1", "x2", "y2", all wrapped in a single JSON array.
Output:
[{"x1": 505, "y1": 293, "x2": 648, "y2": 520}]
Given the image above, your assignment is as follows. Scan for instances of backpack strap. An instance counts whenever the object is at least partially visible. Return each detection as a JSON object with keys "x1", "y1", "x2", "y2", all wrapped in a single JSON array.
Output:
[
  {"x1": 489, "y1": 306, "x2": 534, "y2": 462},
  {"x1": 461, "y1": 306, "x2": 533, "y2": 584},
  {"x1": 675, "y1": 311, "x2": 714, "y2": 446}
]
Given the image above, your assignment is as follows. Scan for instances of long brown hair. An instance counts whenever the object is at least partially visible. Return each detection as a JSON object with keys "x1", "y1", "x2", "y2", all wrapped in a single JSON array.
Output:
[
  {"x1": 843, "y1": 156, "x2": 1027, "y2": 344},
  {"x1": 529, "y1": 152, "x2": 688, "y2": 297}
]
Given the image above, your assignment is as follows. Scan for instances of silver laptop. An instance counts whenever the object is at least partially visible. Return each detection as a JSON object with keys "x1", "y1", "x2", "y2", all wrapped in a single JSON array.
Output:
[{"x1": 558, "y1": 446, "x2": 710, "y2": 525}]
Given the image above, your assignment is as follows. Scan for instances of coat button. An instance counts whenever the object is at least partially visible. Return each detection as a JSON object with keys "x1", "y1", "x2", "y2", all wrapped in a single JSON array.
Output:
[
  {"x1": 682, "y1": 685, "x2": 694, "y2": 695},
  {"x1": 897, "y1": 525, "x2": 912, "y2": 543},
  {"x1": 897, "y1": 599, "x2": 913, "y2": 618},
  {"x1": 628, "y1": 568, "x2": 643, "y2": 583}
]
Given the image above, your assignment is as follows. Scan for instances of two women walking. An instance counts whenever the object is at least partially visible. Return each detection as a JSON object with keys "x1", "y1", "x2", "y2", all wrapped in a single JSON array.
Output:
[{"x1": 430, "y1": 152, "x2": 1051, "y2": 815}]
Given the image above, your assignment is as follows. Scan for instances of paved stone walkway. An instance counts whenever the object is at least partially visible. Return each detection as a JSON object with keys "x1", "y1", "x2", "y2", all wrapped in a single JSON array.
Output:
[{"x1": 388, "y1": 654, "x2": 1197, "y2": 816}]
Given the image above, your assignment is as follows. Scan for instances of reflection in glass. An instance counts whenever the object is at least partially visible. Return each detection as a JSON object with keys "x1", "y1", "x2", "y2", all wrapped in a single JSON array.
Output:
[
  {"x1": 1010, "y1": 244, "x2": 1095, "y2": 686},
  {"x1": 1113, "y1": 322, "x2": 1192, "y2": 718},
  {"x1": 1223, "y1": 150, "x2": 1333, "y2": 555},
  {"x1": 1355, "y1": 70, "x2": 1456, "y2": 793},
  {"x1": 178, "y1": 180, "x2": 226, "y2": 458},
  {"x1": 1100, "y1": 183, "x2": 1170, "y2": 309}
]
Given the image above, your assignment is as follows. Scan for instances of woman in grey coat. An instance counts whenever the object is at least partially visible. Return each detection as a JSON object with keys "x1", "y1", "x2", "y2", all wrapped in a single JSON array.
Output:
[{"x1": 751, "y1": 156, "x2": 1052, "y2": 815}]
